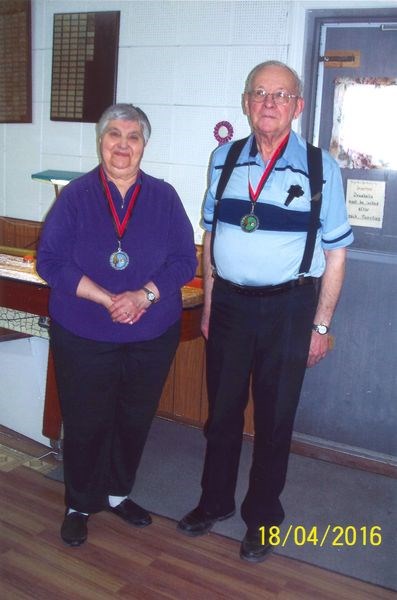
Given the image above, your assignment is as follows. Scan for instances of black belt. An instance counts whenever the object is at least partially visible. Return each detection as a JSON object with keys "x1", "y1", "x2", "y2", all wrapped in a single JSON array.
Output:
[{"x1": 215, "y1": 274, "x2": 315, "y2": 297}]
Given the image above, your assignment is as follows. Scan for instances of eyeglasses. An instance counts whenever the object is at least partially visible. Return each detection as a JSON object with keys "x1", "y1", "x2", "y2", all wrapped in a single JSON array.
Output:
[{"x1": 247, "y1": 89, "x2": 299, "y2": 105}]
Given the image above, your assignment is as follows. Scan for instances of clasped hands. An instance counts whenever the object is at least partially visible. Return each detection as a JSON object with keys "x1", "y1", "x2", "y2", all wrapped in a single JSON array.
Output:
[{"x1": 107, "y1": 289, "x2": 150, "y2": 326}]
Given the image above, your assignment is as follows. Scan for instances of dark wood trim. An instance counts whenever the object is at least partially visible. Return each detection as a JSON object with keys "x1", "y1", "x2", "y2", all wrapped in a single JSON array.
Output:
[{"x1": 290, "y1": 436, "x2": 397, "y2": 479}]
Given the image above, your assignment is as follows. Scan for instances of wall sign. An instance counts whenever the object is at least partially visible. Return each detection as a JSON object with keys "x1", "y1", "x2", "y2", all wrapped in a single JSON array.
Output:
[
  {"x1": 51, "y1": 11, "x2": 120, "y2": 123},
  {"x1": 347, "y1": 179, "x2": 386, "y2": 229}
]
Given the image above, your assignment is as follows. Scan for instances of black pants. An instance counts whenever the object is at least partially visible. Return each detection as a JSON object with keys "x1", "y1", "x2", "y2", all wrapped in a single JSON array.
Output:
[
  {"x1": 50, "y1": 320, "x2": 180, "y2": 513},
  {"x1": 198, "y1": 280, "x2": 317, "y2": 528}
]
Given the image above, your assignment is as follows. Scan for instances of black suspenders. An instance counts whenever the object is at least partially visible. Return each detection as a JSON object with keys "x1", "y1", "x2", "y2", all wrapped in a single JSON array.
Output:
[
  {"x1": 210, "y1": 137, "x2": 323, "y2": 276},
  {"x1": 215, "y1": 137, "x2": 250, "y2": 202},
  {"x1": 299, "y1": 142, "x2": 323, "y2": 275},
  {"x1": 210, "y1": 137, "x2": 249, "y2": 266}
]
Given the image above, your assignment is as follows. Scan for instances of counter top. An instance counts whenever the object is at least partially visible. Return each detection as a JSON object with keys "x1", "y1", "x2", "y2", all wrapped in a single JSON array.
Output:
[
  {"x1": 0, "y1": 249, "x2": 203, "y2": 308},
  {"x1": 0, "y1": 252, "x2": 45, "y2": 285}
]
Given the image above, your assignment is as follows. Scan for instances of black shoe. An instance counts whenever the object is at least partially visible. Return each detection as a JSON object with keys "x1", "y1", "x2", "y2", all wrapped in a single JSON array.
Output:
[
  {"x1": 107, "y1": 498, "x2": 152, "y2": 527},
  {"x1": 240, "y1": 528, "x2": 273, "y2": 563},
  {"x1": 177, "y1": 506, "x2": 235, "y2": 537},
  {"x1": 61, "y1": 511, "x2": 89, "y2": 547}
]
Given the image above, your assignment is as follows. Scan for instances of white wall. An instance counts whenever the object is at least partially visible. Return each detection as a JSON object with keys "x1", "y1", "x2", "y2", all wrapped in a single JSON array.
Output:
[
  {"x1": 3, "y1": 0, "x2": 393, "y2": 236},
  {"x1": 2, "y1": 0, "x2": 395, "y2": 237},
  {"x1": 1, "y1": 0, "x2": 296, "y2": 242}
]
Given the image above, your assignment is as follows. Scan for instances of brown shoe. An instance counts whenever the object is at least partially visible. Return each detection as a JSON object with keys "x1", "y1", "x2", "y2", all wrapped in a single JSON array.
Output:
[
  {"x1": 177, "y1": 506, "x2": 235, "y2": 537},
  {"x1": 107, "y1": 498, "x2": 152, "y2": 527},
  {"x1": 61, "y1": 511, "x2": 89, "y2": 546},
  {"x1": 240, "y1": 528, "x2": 273, "y2": 562}
]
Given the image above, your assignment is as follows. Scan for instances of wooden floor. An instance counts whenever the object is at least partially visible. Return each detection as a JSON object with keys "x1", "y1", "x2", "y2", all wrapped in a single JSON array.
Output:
[{"x1": 0, "y1": 426, "x2": 395, "y2": 600}]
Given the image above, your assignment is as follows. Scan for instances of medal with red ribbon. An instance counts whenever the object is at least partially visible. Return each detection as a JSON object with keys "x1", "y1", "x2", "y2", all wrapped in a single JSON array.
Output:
[
  {"x1": 99, "y1": 166, "x2": 141, "y2": 270},
  {"x1": 240, "y1": 134, "x2": 289, "y2": 233}
]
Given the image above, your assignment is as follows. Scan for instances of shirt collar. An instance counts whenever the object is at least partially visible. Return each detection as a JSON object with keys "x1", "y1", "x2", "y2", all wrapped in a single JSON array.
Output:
[{"x1": 247, "y1": 131, "x2": 299, "y2": 166}]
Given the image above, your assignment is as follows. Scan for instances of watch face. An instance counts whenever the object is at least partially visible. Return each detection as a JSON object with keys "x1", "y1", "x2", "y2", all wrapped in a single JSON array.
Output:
[
  {"x1": 147, "y1": 291, "x2": 155, "y2": 302},
  {"x1": 315, "y1": 324, "x2": 328, "y2": 334}
]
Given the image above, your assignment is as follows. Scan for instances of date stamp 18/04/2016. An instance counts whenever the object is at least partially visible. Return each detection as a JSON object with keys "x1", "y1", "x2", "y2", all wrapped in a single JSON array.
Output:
[{"x1": 259, "y1": 525, "x2": 382, "y2": 548}]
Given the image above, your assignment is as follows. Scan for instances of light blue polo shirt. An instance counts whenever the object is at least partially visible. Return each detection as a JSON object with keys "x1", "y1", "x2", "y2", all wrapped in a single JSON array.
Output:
[{"x1": 202, "y1": 131, "x2": 353, "y2": 286}]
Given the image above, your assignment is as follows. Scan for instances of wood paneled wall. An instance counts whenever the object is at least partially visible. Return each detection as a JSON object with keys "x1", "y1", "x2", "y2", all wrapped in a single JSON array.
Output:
[{"x1": 0, "y1": 216, "x2": 42, "y2": 251}]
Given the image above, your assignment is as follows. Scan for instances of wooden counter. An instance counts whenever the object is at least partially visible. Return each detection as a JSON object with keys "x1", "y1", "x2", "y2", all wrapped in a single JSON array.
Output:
[{"x1": 0, "y1": 251, "x2": 205, "y2": 441}]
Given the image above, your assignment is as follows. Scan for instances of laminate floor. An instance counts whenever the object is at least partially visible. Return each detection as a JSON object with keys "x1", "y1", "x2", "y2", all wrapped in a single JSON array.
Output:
[{"x1": 1, "y1": 425, "x2": 395, "y2": 600}]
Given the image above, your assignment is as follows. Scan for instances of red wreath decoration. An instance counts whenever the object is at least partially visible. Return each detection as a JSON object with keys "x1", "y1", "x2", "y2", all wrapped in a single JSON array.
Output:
[{"x1": 213, "y1": 121, "x2": 234, "y2": 145}]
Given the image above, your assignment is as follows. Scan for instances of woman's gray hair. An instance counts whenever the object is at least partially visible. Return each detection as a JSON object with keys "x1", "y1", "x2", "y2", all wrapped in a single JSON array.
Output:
[
  {"x1": 244, "y1": 61, "x2": 303, "y2": 96},
  {"x1": 97, "y1": 103, "x2": 151, "y2": 144}
]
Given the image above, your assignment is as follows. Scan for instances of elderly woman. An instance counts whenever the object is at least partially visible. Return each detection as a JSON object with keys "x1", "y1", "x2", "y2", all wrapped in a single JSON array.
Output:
[{"x1": 37, "y1": 104, "x2": 197, "y2": 546}]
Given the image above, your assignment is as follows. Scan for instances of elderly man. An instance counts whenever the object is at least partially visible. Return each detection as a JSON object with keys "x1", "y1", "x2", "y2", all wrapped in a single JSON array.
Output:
[{"x1": 177, "y1": 61, "x2": 353, "y2": 561}]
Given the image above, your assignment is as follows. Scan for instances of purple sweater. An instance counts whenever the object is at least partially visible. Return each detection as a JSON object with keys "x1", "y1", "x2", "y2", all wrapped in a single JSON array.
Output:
[{"x1": 37, "y1": 167, "x2": 197, "y2": 342}]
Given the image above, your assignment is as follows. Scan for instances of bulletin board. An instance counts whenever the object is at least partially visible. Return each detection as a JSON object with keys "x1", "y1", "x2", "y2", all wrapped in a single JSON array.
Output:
[
  {"x1": 0, "y1": 0, "x2": 32, "y2": 123},
  {"x1": 50, "y1": 11, "x2": 120, "y2": 123}
]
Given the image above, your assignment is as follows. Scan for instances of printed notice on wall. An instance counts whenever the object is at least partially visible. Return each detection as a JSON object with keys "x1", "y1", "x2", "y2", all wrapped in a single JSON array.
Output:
[{"x1": 346, "y1": 179, "x2": 386, "y2": 229}]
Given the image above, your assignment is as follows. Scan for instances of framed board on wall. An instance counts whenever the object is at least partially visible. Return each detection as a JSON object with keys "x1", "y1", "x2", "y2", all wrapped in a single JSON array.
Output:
[
  {"x1": 50, "y1": 11, "x2": 120, "y2": 123},
  {"x1": 0, "y1": 0, "x2": 32, "y2": 124}
]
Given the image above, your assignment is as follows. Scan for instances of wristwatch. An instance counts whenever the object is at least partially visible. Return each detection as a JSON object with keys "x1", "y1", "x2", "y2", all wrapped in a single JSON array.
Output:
[
  {"x1": 142, "y1": 286, "x2": 157, "y2": 304},
  {"x1": 312, "y1": 323, "x2": 329, "y2": 335}
]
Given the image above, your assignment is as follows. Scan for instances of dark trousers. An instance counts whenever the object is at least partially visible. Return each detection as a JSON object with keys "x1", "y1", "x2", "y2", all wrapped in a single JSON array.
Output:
[
  {"x1": 199, "y1": 280, "x2": 317, "y2": 528},
  {"x1": 50, "y1": 320, "x2": 180, "y2": 513}
]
